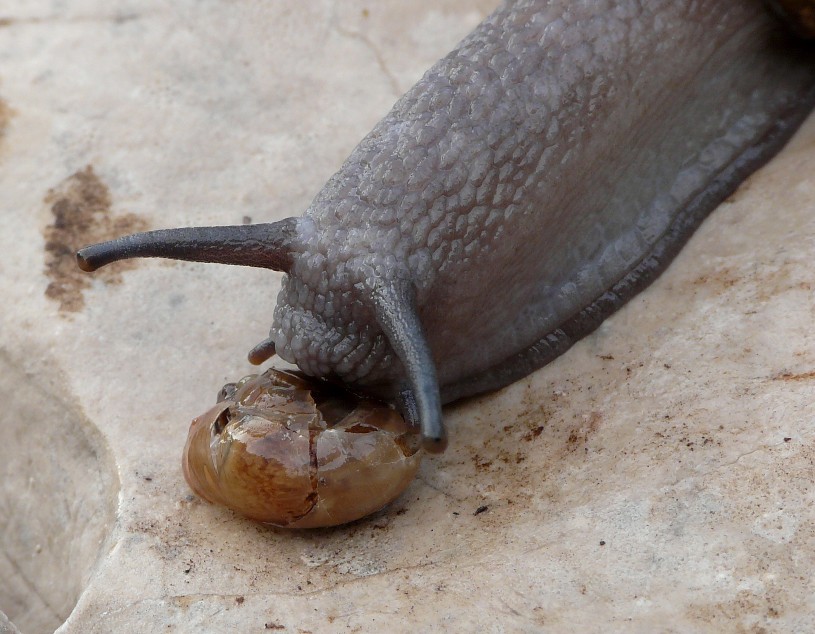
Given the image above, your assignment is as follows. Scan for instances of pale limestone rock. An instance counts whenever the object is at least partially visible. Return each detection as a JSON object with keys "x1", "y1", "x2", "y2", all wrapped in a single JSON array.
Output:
[
  {"x1": 0, "y1": 2, "x2": 813, "y2": 633},
  {"x1": 0, "y1": 611, "x2": 21, "y2": 634}
]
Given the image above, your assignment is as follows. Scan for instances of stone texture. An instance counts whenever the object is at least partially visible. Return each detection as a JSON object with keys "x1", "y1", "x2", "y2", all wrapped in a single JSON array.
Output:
[
  {"x1": 0, "y1": 611, "x2": 21, "y2": 634},
  {"x1": 0, "y1": 1, "x2": 813, "y2": 633}
]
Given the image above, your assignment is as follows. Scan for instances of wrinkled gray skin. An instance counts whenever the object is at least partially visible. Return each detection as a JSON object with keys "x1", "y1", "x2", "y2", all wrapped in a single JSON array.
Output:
[
  {"x1": 78, "y1": 0, "x2": 815, "y2": 449},
  {"x1": 273, "y1": 0, "x2": 815, "y2": 396}
]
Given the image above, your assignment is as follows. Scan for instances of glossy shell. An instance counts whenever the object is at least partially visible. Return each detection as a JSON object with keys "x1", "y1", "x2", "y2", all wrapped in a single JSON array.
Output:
[{"x1": 182, "y1": 369, "x2": 422, "y2": 528}]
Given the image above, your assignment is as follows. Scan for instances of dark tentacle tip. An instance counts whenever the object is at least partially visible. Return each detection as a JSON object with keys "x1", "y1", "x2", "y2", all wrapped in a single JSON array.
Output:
[
  {"x1": 422, "y1": 432, "x2": 448, "y2": 454},
  {"x1": 76, "y1": 240, "x2": 128, "y2": 272},
  {"x1": 76, "y1": 248, "x2": 100, "y2": 272},
  {"x1": 247, "y1": 338, "x2": 277, "y2": 365}
]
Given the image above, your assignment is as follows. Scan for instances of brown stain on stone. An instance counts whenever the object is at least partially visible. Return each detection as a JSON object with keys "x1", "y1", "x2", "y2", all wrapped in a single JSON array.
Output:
[
  {"x1": 688, "y1": 590, "x2": 784, "y2": 632},
  {"x1": 43, "y1": 166, "x2": 148, "y2": 312},
  {"x1": 689, "y1": 266, "x2": 740, "y2": 291},
  {"x1": 773, "y1": 370, "x2": 815, "y2": 381}
]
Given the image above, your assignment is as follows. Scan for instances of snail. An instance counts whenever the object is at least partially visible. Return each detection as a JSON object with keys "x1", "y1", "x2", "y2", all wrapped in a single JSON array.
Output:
[
  {"x1": 77, "y1": 2, "x2": 815, "y2": 524},
  {"x1": 182, "y1": 369, "x2": 422, "y2": 528}
]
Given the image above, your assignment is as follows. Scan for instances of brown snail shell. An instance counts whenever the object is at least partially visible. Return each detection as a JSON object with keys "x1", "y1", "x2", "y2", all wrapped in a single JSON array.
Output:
[{"x1": 182, "y1": 369, "x2": 423, "y2": 528}]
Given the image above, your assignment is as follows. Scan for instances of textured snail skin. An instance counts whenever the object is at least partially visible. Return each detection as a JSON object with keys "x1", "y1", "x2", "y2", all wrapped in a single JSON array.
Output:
[
  {"x1": 271, "y1": 0, "x2": 815, "y2": 402},
  {"x1": 77, "y1": 1, "x2": 815, "y2": 448}
]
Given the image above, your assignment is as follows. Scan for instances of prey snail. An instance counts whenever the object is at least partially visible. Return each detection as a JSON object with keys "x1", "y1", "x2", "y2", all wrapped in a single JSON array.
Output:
[
  {"x1": 77, "y1": 1, "x2": 815, "y2": 527},
  {"x1": 182, "y1": 369, "x2": 421, "y2": 528}
]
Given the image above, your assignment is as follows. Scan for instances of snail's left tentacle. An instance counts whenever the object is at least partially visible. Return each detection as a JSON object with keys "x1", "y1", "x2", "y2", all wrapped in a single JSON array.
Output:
[{"x1": 76, "y1": 218, "x2": 297, "y2": 273}]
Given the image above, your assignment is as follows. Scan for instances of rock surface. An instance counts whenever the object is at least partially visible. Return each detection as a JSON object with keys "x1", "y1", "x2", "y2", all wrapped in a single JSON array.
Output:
[{"x1": 1, "y1": 2, "x2": 814, "y2": 632}]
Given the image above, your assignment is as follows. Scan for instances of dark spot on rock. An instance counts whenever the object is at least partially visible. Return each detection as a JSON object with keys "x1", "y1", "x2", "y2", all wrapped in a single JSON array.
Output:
[
  {"x1": 113, "y1": 13, "x2": 139, "y2": 24},
  {"x1": 235, "y1": 596, "x2": 245, "y2": 605},
  {"x1": 599, "y1": 540, "x2": 606, "y2": 546},
  {"x1": 474, "y1": 505, "x2": 488, "y2": 516},
  {"x1": 565, "y1": 411, "x2": 603, "y2": 451},
  {"x1": 522, "y1": 425, "x2": 544, "y2": 442},
  {"x1": 0, "y1": 96, "x2": 12, "y2": 145},
  {"x1": 43, "y1": 165, "x2": 149, "y2": 312},
  {"x1": 264, "y1": 623, "x2": 285, "y2": 630},
  {"x1": 784, "y1": 437, "x2": 792, "y2": 442},
  {"x1": 474, "y1": 456, "x2": 493, "y2": 471}
]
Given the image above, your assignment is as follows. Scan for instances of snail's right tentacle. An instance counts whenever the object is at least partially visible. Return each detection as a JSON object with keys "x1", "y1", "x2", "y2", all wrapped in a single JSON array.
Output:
[{"x1": 372, "y1": 280, "x2": 447, "y2": 454}]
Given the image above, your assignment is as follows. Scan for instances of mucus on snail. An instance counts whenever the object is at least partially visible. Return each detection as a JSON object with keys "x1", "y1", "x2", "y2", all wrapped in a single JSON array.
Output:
[{"x1": 77, "y1": 2, "x2": 815, "y2": 526}]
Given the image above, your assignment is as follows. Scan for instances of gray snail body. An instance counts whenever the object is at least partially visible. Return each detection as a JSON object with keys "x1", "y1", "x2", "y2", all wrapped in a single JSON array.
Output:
[{"x1": 79, "y1": 0, "x2": 815, "y2": 456}]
